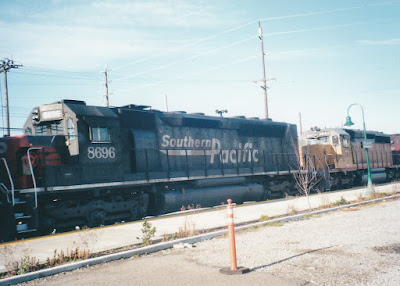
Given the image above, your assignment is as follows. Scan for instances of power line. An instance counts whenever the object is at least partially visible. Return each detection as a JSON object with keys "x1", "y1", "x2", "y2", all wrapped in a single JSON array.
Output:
[
  {"x1": 112, "y1": 16, "x2": 388, "y2": 85},
  {"x1": 23, "y1": 66, "x2": 97, "y2": 75},
  {"x1": 113, "y1": 34, "x2": 258, "y2": 82},
  {"x1": 111, "y1": 1, "x2": 396, "y2": 72},
  {"x1": 15, "y1": 70, "x2": 99, "y2": 81},
  {"x1": 0, "y1": 127, "x2": 24, "y2": 131},
  {"x1": 7, "y1": 82, "x2": 96, "y2": 86},
  {"x1": 112, "y1": 54, "x2": 259, "y2": 95}
]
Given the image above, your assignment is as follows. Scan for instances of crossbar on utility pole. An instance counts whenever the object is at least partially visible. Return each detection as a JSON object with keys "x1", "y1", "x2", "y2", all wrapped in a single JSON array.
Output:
[{"x1": 0, "y1": 58, "x2": 22, "y2": 136}]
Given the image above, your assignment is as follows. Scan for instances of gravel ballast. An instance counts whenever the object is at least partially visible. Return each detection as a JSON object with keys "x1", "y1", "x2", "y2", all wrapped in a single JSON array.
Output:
[{"x1": 13, "y1": 197, "x2": 400, "y2": 286}]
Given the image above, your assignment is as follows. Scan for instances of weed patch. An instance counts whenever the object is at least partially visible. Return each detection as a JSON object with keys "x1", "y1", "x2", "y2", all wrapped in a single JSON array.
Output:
[
  {"x1": 175, "y1": 216, "x2": 198, "y2": 239},
  {"x1": 332, "y1": 197, "x2": 348, "y2": 207},
  {"x1": 287, "y1": 204, "x2": 298, "y2": 215},
  {"x1": 303, "y1": 214, "x2": 314, "y2": 219},
  {"x1": 318, "y1": 195, "x2": 332, "y2": 209},
  {"x1": 139, "y1": 221, "x2": 156, "y2": 246},
  {"x1": 267, "y1": 221, "x2": 284, "y2": 227},
  {"x1": 341, "y1": 207, "x2": 361, "y2": 212}
]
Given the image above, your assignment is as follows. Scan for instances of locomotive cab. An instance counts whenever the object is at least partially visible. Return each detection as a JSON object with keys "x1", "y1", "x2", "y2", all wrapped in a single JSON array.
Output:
[
  {"x1": 23, "y1": 101, "x2": 80, "y2": 156},
  {"x1": 299, "y1": 128, "x2": 353, "y2": 170}
]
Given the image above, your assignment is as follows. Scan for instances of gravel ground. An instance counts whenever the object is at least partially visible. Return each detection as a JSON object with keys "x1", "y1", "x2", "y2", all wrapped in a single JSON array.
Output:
[
  {"x1": 14, "y1": 198, "x2": 400, "y2": 286},
  {"x1": 188, "y1": 198, "x2": 400, "y2": 286}
]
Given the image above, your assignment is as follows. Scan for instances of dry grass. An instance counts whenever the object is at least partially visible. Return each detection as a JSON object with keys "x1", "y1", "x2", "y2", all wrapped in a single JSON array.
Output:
[
  {"x1": 162, "y1": 216, "x2": 200, "y2": 241},
  {"x1": 259, "y1": 214, "x2": 270, "y2": 222},
  {"x1": 341, "y1": 207, "x2": 361, "y2": 212},
  {"x1": 0, "y1": 227, "x2": 100, "y2": 278},
  {"x1": 0, "y1": 244, "x2": 20, "y2": 275},
  {"x1": 357, "y1": 193, "x2": 365, "y2": 202},
  {"x1": 318, "y1": 194, "x2": 331, "y2": 209},
  {"x1": 0, "y1": 246, "x2": 40, "y2": 278},
  {"x1": 72, "y1": 226, "x2": 99, "y2": 253},
  {"x1": 286, "y1": 201, "x2": 298, "y2": 215},
  {"x1": 175, "y1": 216, "x2": 198, "y2": 238},
  {"x1": 180, "y1": 204, "x2": 202, "y2": 211}
]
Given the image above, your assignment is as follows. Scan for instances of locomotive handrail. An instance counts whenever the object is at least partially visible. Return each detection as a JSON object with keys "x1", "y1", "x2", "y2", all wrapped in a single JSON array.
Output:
[
  {"x1": 27, "y1": 147, "x2": 43, "y2": 209},
  {"x1": 0, "y1": 183, "x2": 11, "y2": 203},
  {"x1": 1, "y1": 158, "x2": 15, "y2": 206}
]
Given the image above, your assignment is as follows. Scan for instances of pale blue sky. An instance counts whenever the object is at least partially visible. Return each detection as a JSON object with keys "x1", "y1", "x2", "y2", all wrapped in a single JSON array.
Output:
[{"x1": 1, "y1": 0, "x2": 399, "y2": 135}]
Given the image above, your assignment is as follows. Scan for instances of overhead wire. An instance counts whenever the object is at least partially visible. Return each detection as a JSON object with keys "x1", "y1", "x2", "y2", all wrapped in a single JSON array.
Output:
[
  {"x1": 263, "y1": 21, "x2": 368, "y2": 38},
  {"x1": 16, "y1": 70, "x2": 100, "y2": 81},
  {"x1": 112, "y1": 4, "x2": 397, "y2": 84},
  {"x1": 113, "y1": 34, "x2": 258, "y2": 82},
  {"x1": 113, "y1": 54, "x2": 259, "y2": 95},
  {"x1": 111, "y1": 1, "x2": 397, "y2": 72},
  {"x1": 111, "y1": 20, "x2": 374, "y2": 92},
  {"x1": 23, "y1": 66, "x2": 97, "y2": 75}
]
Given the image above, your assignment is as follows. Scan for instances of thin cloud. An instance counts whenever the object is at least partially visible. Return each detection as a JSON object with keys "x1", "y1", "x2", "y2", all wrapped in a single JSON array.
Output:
[
  {"x1": 12, "y1": 0, "x2": 230, "y2": 28},
  {"x1": 90, "y1": 0, "x2": 228, "y2": 27},
  {"x1": 0, "y1": 22, "x2": 154, "y2": 70},
  {"x1": 358, "y1": 38, "x2": 400, "y2": 45}
]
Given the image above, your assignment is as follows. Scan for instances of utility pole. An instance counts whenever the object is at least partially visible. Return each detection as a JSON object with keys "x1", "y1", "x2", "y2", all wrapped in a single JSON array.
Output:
[
  {"x1": 258, "y1": 22, "x2": 268, "y2": 119},
  {"x1": 102, "y1": 67, "x2": 109, "y2": 107},
  {"x1": 0, "y1": 58, "x2": 22, "y2": 136},
  {"x1": 165, "y1": 94, "x2": 169, "y2": 112},
  {"x1": 299, "y1": 112, "x2": 303, "y2": 135}
]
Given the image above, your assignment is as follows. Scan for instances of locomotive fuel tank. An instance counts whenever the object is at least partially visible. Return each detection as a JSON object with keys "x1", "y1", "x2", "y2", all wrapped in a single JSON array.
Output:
[{"x1": 157, "y1": 183, "x2": 264, "y2": 214}]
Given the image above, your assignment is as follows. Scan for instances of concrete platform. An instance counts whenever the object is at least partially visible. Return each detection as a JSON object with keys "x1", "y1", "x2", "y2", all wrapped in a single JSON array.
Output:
[{"x1": 1, "y1": 182, "x2": 399, "y2": 274}]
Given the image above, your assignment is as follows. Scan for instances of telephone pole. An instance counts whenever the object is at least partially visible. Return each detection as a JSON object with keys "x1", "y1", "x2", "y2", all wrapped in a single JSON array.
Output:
[
  {"x1": 258, "y1": 22, "x2": 268, "y2": 119},
  {"x1": 0, "y1": 58, "x2": 22, "y2": 136},
  {"x1": 102, "y1": 67, "x2": 110, "y2": 107}
]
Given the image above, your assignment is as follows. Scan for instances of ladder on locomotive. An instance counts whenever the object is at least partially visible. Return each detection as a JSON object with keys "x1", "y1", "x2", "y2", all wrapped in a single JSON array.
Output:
[{"x1": 0, "y1": 158, "x2": 37, "y2": 236}]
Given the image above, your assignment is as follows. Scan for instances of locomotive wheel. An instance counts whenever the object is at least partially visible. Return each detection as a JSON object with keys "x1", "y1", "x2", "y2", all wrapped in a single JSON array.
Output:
[
  {"x1": 261, "y1": 189, "x2": 272, "y2": 201},
  {"x1": 87, "y1": 209, "x2": 106, "y2": 226},
  {"x1": 0, "y1": 202, "x2": 17, "y2": 242}
]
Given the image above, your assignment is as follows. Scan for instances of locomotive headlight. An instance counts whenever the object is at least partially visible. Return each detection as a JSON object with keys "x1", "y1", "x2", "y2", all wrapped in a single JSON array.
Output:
[
  {"x1": 41, "y1": 109, "x2": 63, "y2": 121},
  {"x1": 31, "y1": 108, "x2": 40, "y2": 122}
]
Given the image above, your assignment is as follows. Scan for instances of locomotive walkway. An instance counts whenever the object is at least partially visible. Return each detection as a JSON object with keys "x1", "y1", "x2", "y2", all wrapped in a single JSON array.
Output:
[{"x1": 1, "y1": 182, "x2": 399, "y2": 285}]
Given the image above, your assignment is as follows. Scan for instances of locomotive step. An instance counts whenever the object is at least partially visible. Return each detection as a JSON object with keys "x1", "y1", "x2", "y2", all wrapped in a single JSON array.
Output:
[
  {"x1": 17, "y1": 228, "x2": 37, "y2": 234},
  {"x1": 16, "y1": 223, "x2": 37, "y2": 233},
  {"x1": 15, "y1": 213, "x2": 32, "y2": 219}
]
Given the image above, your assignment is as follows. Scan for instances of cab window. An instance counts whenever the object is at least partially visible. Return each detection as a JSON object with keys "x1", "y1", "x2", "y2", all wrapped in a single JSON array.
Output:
[
  {"x1": 332, "y1": 136, "x2": 339, "y2": 146},
  {"x1": 25, "y1": 127, "x2": 32, "y2": 135},
  {"x1": 35, "y1": 121, "x2": 63, "y2": 135},
  {"x1": 90, "y1": 127, "x2": 110, "y2": 143},
  {"x1": 318, "y1": 136, "x2": 329, "y2": 144},
  {"x1": 67, "y1": 118, "x2": 76, "y2": 140}
]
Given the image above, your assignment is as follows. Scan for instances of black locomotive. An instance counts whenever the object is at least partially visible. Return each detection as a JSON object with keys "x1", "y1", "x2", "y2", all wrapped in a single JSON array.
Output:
[{"x1": 0, "y1": 100, "x2": 298, "y2": 241}]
